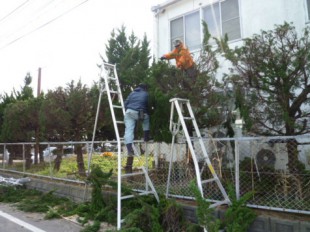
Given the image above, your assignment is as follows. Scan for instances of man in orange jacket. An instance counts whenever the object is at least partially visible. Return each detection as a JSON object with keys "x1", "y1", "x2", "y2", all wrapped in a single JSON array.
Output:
[{"x1": 160, "y1": 39, "x2": 197, "y2": 78}]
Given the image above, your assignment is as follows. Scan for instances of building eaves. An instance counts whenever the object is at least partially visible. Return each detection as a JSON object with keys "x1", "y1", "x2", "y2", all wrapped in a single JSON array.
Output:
[{"x1": 151, "y1": 0, "x2": 183, "y2": 14}]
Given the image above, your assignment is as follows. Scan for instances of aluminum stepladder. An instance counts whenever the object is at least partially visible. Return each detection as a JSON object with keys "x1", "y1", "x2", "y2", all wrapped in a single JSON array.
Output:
[
  {"x1": 99, "y1": 62, "x2": 159, "y2": 230},
  {"x1": 167, "y1": 98, "x2": 230, "y2": 229}
]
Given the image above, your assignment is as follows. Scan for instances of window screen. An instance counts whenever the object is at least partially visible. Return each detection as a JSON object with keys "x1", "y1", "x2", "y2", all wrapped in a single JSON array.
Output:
[
  {"x1": 185, "y1": 11, "x2": 201, "y2": 50},
  {"x1": 203, "y1": 0, "x2": 241, "y2": 41},
  {"x1": 170, "y1": 17, "x2": 184, "y2": 49},
  {"x1": 203, "y1": 2, "x2": 221, "y2": 39},
  {"x1": 307, "y1": 0, "x2": 310, "y2": 20},
  {"x1": 221, "y1": 0, "x2": 241, "y2": 40}
]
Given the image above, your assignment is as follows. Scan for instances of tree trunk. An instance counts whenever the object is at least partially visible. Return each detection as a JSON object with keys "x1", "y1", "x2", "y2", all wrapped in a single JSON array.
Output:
[
  {"x1": 54, "y1": 154, "x2": 62, "y2": 171},
  {"x1": 25, "y1": 146, "x2": 32, "y2": 169},
  {"x1": 75, "y1": 145, "x2": 86, "y2": 176},
  {"x1": 286, "y1": 138, "x2": 299, "y2": 173}
]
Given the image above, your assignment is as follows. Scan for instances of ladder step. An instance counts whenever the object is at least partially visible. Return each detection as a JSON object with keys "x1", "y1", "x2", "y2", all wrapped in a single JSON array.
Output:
[
  {"x1": 116, "y1": 121, "x2": 124, "y2": 124},
  {"x1": 104, "y1": 63, "x2": 115, "y2": 68},
  {"x1": 121, "y1": 191, "x2": 154, "y2": 200},
  {"x1": 121, "y1": 171, "x2": 144, "y2": 177},
  {"x1": 210, "y1": 200, "x2": 230, "y2": 208},
  {"x1": 109, "y1": 90, "x2": 119, "y2": 94},
  {"x1": 108, "y1": 77, "x2": 117, "y2": 81},
  {"x1": 201, "y1": 177, "x2": 217, "y2": 184},
  {"x1": 183, "y1": 117, "x2": 194, "y2": 120},
  {"x1": 113, "y1": 105, "x2": 123, "y2": 109}
]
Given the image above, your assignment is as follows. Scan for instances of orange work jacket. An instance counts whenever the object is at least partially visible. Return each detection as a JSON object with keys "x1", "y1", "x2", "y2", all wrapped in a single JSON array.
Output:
[{"x1": 163, "y1": 43, "x2": 195, "y2": 70}]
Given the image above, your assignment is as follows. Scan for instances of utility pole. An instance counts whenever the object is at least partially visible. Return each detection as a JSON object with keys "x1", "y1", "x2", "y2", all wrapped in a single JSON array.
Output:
[
  {"x1": 35, "y1": 67, "x2": 42, "y2": 164},
  {"x1": 37, "y1": 67, "x2": 41, "y2": 97}
]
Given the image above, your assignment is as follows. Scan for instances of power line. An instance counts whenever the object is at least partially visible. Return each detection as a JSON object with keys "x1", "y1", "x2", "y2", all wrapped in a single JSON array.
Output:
[
  {"x1": 0, "y1": 0, "x2": 90, "y2": 50},
  {"x1": 0, "y1": 0, "x2": 30, "y2": 24},
  {"x1": 0, "y1": 0, "x2": 58, "y2": 41}
]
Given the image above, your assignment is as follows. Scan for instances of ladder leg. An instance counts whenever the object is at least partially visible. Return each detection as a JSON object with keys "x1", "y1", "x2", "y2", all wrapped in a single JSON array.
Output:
[
  {"x1": 169, "y1": 98, "x2": 230, "y2": 207},
  {"x1": 100, "y1": 62, "x2": 159, "y2": 230},
  {"x1": 166, "y1": 133, "x2": 176, "y2": 197}
]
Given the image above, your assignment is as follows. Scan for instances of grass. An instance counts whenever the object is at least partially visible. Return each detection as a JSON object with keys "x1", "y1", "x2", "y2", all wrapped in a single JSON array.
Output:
[{"x1": 3, "y1": 154, "x2": 154, "y2": 179}]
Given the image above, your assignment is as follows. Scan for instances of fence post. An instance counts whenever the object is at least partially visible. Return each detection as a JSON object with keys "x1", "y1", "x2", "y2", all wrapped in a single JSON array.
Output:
[
  {"x1": 22, "y1": 144, "x2": 26, "y2": 173},
  {"x1": 2, "y1": 144, "x2": 4, "y2": 169},
  {"x1": 234, "y1": 137, "x2": 240, "y2": 200}
]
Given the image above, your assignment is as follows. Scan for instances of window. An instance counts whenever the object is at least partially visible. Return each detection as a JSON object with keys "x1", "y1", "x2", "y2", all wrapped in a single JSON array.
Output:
[
  {"x1": 203, "y1": 0, "x2": 241, "y2": 41},
  {"x1": 203, "y1": 2, "x2": 221, "y2": 39},
  {"x1": 307, "y1": 0, "x2": 310, "y2": 21},
  {"x1": 170, "y1": 17, "x2": 184, "y2": 49},
  {"x1": 185, "y1": 11, "x2": 201, "y2": 50},
  {"x1": 170, "y1": 11, "x2": 201, "y2": 51},
  {"x1": 169, "y1": 0, "x2": 241, "y2": 51}
]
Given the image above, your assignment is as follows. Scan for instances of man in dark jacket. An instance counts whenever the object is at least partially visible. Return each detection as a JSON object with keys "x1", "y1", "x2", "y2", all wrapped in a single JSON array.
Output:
[{"x1": 124, "y1": 83, "x2": 150, "y2": 173}]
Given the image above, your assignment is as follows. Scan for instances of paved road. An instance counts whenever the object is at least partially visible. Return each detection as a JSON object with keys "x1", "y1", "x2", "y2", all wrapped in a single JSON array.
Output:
[{"x1": 0, "y1": 203, "x2": 83, "y2": 232}]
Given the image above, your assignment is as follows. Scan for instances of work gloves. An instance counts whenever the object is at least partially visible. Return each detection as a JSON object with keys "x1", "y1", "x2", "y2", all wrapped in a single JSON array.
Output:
[{"x1": 160, "y1": 56, "x2": 167, "y2": 61}]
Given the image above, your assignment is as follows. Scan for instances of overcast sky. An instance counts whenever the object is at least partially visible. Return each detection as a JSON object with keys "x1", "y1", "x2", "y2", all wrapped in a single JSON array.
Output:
[{"x1": 0, "y1": 0, "x2": 161, "y2": 95}]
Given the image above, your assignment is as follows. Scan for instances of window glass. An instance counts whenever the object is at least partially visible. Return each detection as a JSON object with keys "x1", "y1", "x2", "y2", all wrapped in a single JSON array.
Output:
[
  {"x1": 203, "y1": 3, "x2": 221, "y2": 39},
  {"x1": 221, "y1": 0, "x2": 239, "y2": 22},
  {"x1": 170, "y1": 17, "x2": 183, "y2": 49},
  {"x1": 221, "y1": 0, "x2": 241, "y2": 40},
  {"x1": 307, "y1": 0, "x2": 310, "y2": 20},
  {"x1": 222, "y1": 18, "x2": 241, "y2": 40},
  {"x1": 185, "y1": 11, "x2": 201, "y2": 50},
  {"x1": 169, "y1": 0, "x2": 241, "y2": 50},
  {"x1": 203, "y1": 0, "x2": 240, "y2": 42}
]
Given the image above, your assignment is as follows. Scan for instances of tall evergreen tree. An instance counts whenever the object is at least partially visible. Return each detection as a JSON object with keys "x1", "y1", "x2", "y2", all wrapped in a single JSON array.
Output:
[
  {"x1": 105, "y1": 25, "x2": 151, "y2": 95},
  {"x1": 219, "y1": 22, "x2": 310, "y2": 172},
  {"x1": 102, "y1": 25, "x2": 152, "y2": 140},
  {"x1": 0, "y1": 74, "x2": 37, "y2": 167},
  {"x1": 41, "y1": 80, "x2": 96, "y2": 175},
  {"x1": 148, "y1": 21, "x2": 232, "y2": 141}
]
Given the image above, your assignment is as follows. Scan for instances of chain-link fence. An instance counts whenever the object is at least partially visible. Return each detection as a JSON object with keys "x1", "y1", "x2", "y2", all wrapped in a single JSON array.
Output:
[{"x1": 0, "y1": 135, "x2": 309, "y2": 214}]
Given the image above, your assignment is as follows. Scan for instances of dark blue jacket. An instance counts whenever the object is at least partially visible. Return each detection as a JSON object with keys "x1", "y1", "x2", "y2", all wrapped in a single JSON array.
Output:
[{"x1": 124, "y1": 87, "x2": 149, "y2": 113}]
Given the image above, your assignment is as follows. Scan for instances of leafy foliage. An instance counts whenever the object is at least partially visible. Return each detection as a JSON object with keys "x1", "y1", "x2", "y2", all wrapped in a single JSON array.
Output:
[
  {"x1": 191, "y1": 181, "x2": 256, "y2": 232},
  {"x1": 122, "y1": 201, "x2": 163, "y2": 232},
  {"x1": 105, "y1": 25, "x2": 151, "y2": 95},
  {"x1": 223, "y1": 184, "x2": 256, "y2": 232},
  {"x1": 87, "y1": 165, "x2": 114, "y2": 212},
  {"x1": 159, "y1": 197, "x2": 187, "y2": 232},
  {"x1": 190, "y1": 182, "x2": 221, "y2": 232},
  {"x1": 80, "y1": 220, "x2": 101, "y2": 232},
  {"x1": 218, "y1": 22, "x2": 310, "y2": 136}
]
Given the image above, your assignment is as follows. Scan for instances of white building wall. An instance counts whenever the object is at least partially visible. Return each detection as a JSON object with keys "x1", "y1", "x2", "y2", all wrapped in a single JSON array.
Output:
[{"x1": 152, "y1": 0, "x2": 309, "y2": 61}]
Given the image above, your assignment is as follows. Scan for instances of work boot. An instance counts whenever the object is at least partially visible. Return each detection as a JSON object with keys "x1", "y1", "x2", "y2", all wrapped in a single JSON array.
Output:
[
  {"x1": 125, "y1": 156, "x2": 133, "y2": 174},
  {"x1": 143, "y1": 130, "x2": 150, "y2": 142},
  {"x1": 126, "y1": 143, "x2": 134, "y2": 156}
]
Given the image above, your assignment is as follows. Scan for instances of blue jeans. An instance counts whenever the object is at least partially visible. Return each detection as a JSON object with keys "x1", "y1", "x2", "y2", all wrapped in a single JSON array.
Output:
[{"x1": 124, "y1": 109, "x2": 150, "y2": 144}]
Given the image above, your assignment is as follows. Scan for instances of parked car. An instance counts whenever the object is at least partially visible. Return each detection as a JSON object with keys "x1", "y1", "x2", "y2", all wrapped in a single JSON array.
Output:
[{"x1": 43, "y1": 147, "x2": 58, "y2": 157}]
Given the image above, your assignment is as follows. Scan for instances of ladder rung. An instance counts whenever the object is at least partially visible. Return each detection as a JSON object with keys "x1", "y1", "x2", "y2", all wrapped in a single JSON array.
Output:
[
  {"x1": 113, "y1": 105, "x2": 123, "y2": 108},
  {"x1": 108, "y1": 77, "x2": 117, "y2": 81},
  {"x1": 104, "y1": 63, "x2": 115, "y2": 68},
  {"x1": 201, "y1": 177, "x2": 217, "y2": 184},
  {"x1": 183, "y1": 117, "x2": 194, "y2": 120},
  {"x1": 116, "y1": 121, "x2": 124, "y2": 124},
  {"x1": 121, "y1": 171, "x2": 144, "y2": 177},
  {"x1": 109, "y1": 90, "x2": 119, "y2": 94},
  {"x1": 210, "y1": 200, "x2": 230, "y2": 208},
  {"x1": 121, "y1": 191, "x2": 152, "y2": 200}
]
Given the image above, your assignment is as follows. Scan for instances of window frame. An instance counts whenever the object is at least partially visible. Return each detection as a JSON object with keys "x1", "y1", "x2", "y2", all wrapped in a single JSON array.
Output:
[
  {"x1": 169, "y1": 0, "x2": 241, "y2": 50},
  {"x1": 202, "y1": 0, "x2": 241, "y2": 42},
  {"x1": 306, "y1": 0, "x2": 310, "y2": 22},
  {"x1": 169, "y1": 10, "x2": 201, "y2": 51}
]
